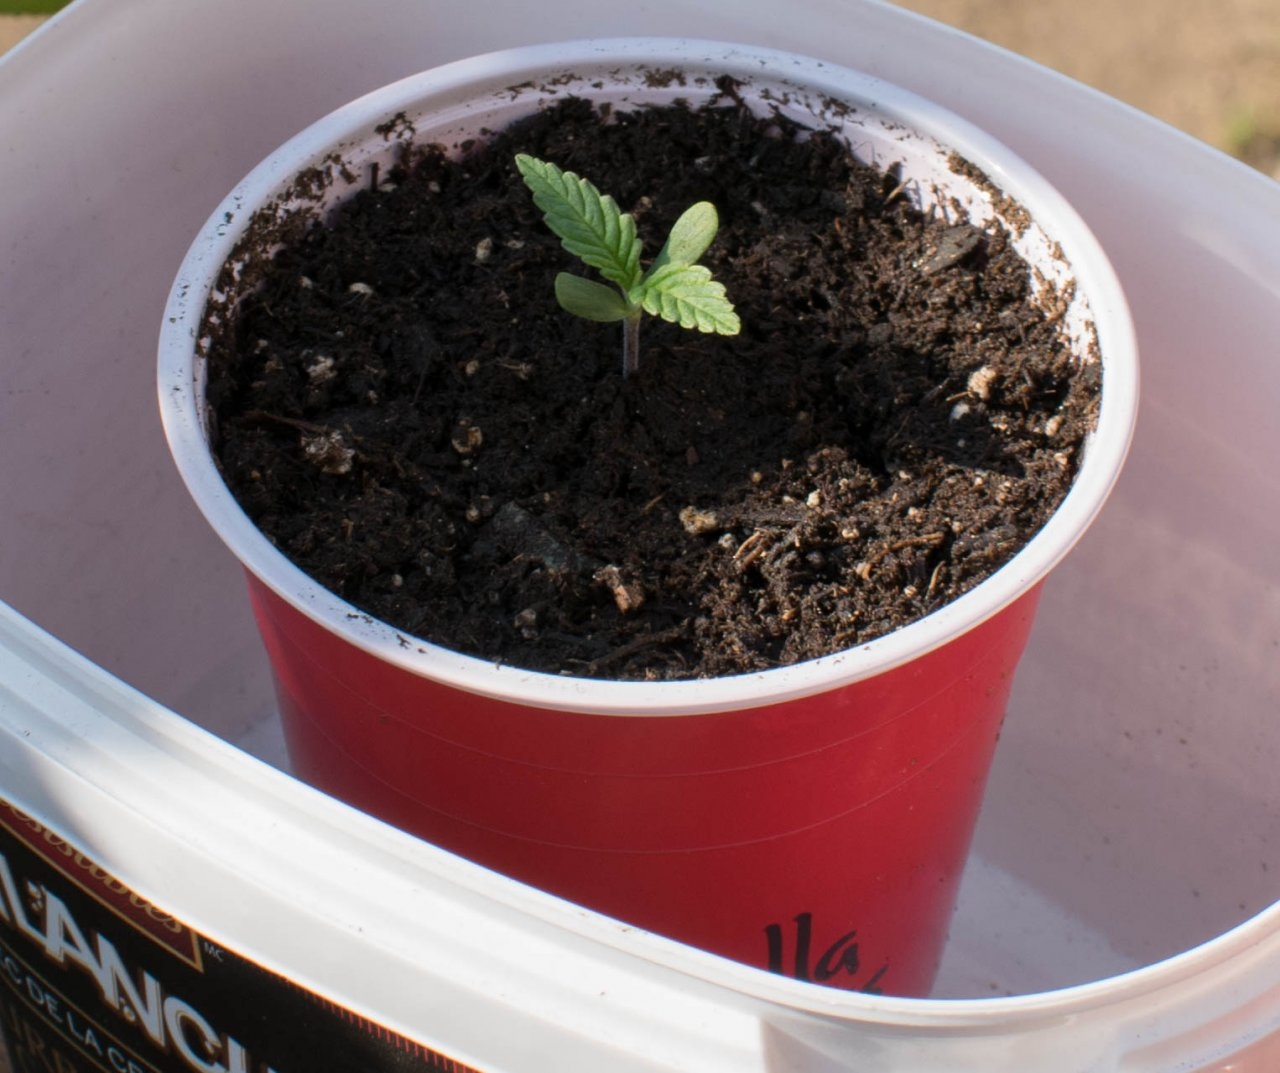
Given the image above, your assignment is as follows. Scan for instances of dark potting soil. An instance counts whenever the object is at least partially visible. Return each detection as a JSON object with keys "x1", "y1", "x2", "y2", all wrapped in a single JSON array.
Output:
[{"x1": 206, "y1": 91, "x2": 1100, "y2": 680}]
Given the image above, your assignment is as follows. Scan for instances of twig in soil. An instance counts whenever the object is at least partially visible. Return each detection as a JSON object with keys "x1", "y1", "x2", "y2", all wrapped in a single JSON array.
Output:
[
  {"x1": 733, "y1": 528, "x2": 775, "y2": 569},
  {"x1": 883, "y1": 178, "x2": 912, "y2": 205},
  {"x1": 582, "y1": 626, "x2": 689, "y2": 676},
  {"x1": 239, "y1": 409, "x2": 345, "y2": 437},
  {"x1": 926, "y1": 561, "x2": 946, "y2": 599},
  {"x1": 240, "y1": 410, "x2": 358, "y2": 475},
  {"x1": 855, "y1": 531, "x2": 947, "y2": 581}
]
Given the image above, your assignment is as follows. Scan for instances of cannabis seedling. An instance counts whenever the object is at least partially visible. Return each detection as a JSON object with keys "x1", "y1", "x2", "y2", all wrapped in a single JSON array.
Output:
[{"x1": 515, "y1": 154, "x2": 740, "y2": 378}]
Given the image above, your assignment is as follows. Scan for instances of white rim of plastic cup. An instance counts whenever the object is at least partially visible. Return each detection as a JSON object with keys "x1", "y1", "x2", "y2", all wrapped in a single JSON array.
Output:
[{"x1": 158, "y1": 38, "x2": 1139, "y2": 718}]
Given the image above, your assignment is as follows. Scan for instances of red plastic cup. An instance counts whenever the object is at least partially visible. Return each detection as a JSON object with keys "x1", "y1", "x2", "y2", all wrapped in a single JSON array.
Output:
[
  {"x1": 158, "y1": 40, "x2": 1137, "y2": 994},
  {"x1": 250, "y1": 577, "x2": 1042, "y2": 995}
]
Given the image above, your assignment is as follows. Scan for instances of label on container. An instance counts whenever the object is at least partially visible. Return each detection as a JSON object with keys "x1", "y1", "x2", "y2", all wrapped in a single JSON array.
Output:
[{"x1": 0, "y1": 797, "x2": 483, "y2": 1073}]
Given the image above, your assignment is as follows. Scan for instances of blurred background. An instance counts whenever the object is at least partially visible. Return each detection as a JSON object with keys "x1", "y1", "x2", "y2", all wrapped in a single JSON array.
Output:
[
  {"x1": 3, "y1": 0, "x2": 1279, "y2": 175},
  {"x1": 896, "y1": 0, "x2": 1280, "y2": 176}
]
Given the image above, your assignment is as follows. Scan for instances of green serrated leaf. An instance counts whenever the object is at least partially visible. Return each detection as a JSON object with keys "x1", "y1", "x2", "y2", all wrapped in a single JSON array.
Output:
[
  {"x1": 515, "y1": 154, "x2": 642, "y2": 292},
  {"x1": 554, "y1": 273, "x2": 635, "y2": 323},
  {"x1": 651, "y1": 201, "x2": 720, "y2": 273},
  {"x1": 636, "y1": 263, "x2": 741, "y2": 335}
]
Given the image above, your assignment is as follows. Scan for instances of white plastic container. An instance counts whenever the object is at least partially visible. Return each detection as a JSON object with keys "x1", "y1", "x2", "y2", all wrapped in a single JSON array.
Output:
[
  {"x1": 156, "y1": 37, "x2": 1137, "y2": 999},
  {"x1": 1, "y1": 1, "x2": 1278, "y2": 1070}
]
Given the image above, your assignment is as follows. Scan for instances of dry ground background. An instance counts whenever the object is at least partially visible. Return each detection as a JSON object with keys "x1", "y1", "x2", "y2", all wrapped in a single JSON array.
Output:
[
  {"x1": 4, "y1": 2, "x2": 1280, "y2": 171},
  {"x1": 897, "y1": 0, "x2": 1280, "y2": 175}
]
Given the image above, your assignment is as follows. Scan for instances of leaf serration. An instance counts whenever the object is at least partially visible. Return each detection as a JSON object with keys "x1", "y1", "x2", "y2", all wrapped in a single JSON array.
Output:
[{"x1": 515, "y1": 153, "x2": 740, "y2": 377}]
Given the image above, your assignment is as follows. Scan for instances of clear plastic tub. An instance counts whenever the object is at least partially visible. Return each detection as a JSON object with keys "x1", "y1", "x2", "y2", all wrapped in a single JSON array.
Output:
[{"x1": 1, "y1": 1, "x2": 1278, "y2": 1070}]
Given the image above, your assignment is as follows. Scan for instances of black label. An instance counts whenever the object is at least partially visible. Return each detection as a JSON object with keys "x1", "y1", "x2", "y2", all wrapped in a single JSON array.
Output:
[
  {"x1": 0, "y1": 798, "x2": 483, "y2": 1073},
  {"x1": 763, "y1": 913, "x2": 889, "y2": 992}
]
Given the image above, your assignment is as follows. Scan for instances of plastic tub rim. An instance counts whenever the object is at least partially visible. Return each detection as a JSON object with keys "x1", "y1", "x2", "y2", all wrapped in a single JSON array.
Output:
[
  {"x1": 557, "y1": 854, "x2": 1280, "y2": 1026},
  {"x1": 158, "y1": 36, "x2": 1139, "y2": 717},
  {"x1": 7, "y1": 579, "x2": 1270, "y2": 1029}
]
